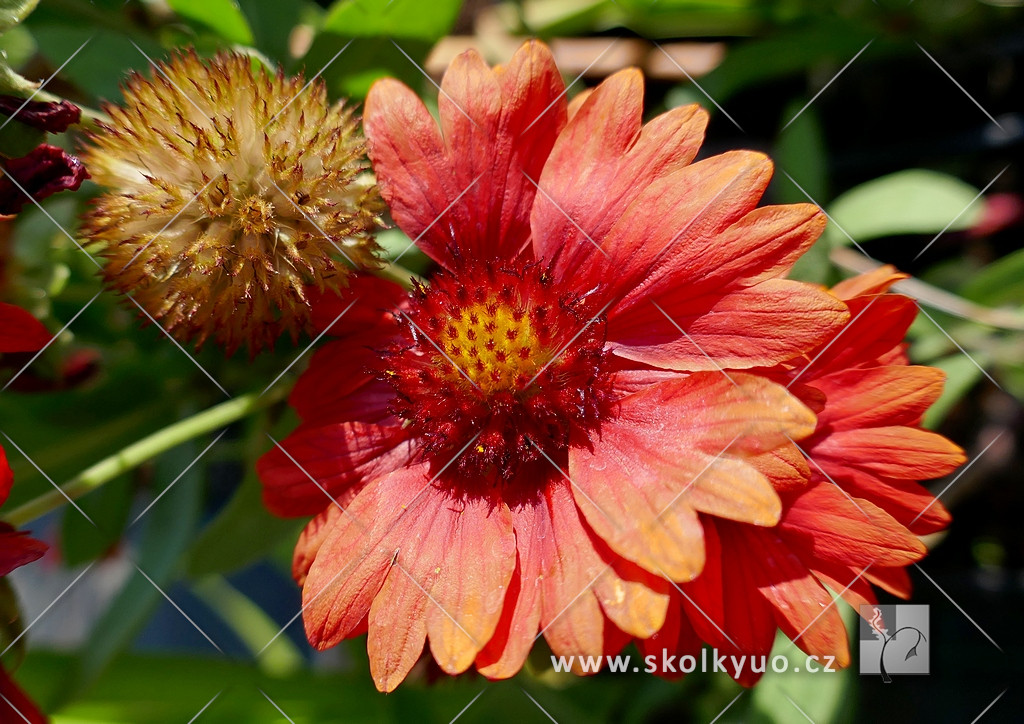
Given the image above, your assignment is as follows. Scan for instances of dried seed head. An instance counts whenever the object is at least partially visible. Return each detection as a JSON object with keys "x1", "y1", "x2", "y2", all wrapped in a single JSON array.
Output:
[{"x1": 81, "y1": 50, "x2": 385, "y2": 355}]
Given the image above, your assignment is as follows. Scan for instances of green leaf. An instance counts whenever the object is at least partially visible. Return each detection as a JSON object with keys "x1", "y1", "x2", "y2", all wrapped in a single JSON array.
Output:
[
  {"x1": 826, "y1": 170, "x2": 984, "y2": 247},
  {"x1": 959, "y1": 247, "x2": 1024, "y2": 308},
  {"x1": 749, "y1": 621, "x2": 856, "y2": 724},
  {"x1": 305, "y1": 0, "x2": 460, "y2": 98},
  {"x1": 167, "y1": 0, "x2": 254, "y2": 46},
  {"x1": 322, "y1": 0, "x2": 460, "y2": 41},
  {"x1": 237, "y1": 0, "x2": 305, "y2": 65},
  {"x1": 0, "y1": 0, "x2": 39, "y2": 35},
  {"x1": 922, "y1": 354, "x2": 984, "y2": 429},
  {"x1": 187, "y1": 471, "x2": 301, "y2": 577},
  {"x1": 774, "y1": 101, "x2": 833, "y2": 284},
  {"x1": 59, "y1": 475, "x2": 133, "y2": 566},
  {"x1": 57, "y1": 438, "x2": 206, "y2": 707}
]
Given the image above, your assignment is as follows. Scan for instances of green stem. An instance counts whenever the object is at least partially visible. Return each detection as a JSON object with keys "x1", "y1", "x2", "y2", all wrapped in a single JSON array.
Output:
[{"x1": 2, "y1": 388, "x2": 285, "y2": 528}]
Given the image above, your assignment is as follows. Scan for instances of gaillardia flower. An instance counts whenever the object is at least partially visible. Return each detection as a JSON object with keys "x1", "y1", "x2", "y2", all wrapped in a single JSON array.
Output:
[
  {"x1": 638, "y1": 267, "x2": 964, "y2": 685},
  {"x1": 82, "y1": 50, "x2": 384, "y2": 354},
  {"x1": 258, "y1": 42, "x2": 957, "y2": 691}
]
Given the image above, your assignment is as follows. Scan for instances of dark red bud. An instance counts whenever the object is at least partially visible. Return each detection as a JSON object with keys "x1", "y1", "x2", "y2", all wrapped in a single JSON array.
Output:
[
  {"x1": 0, "y1": 144, "x2": 89, "y2": 216},
  {"x1": 0, "y1": 95, "x2": 82, "y2": 133}
]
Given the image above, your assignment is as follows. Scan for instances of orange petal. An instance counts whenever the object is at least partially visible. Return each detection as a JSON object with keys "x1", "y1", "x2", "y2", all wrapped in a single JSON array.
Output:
[
  {"x1": 814, "y1": 426, "x2": 965, "y2": 480},
  {"x1": 618, "y1": 202, "x2": 826, "y2": 313},
  {"x1": 367, "y1": 565, "x2": 428, "y2": 692},
  {"x1": 533, "y1": 68, "x2": 706, "y2": 283},
  {"x1": 831, "y1": 266, "x2": 908, "y2": 299},
  {"x1": 779, "y1": 483, "x2": 927, "y2": 568},
  {"x1": 812, "y1": 365, "x2": 946, "y2": 430},
  {"x1": 609, "y1": 280, "x2": 849, "y2": 372},
  {"x1": 570, "y1": 374, "x2": 813, "y2": 579}
]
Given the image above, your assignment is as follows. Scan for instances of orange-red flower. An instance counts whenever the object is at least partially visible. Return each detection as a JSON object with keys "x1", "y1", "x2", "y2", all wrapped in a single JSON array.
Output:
[
  {"x1": 638, "y1": 267, "x2": 964, "y2": 684},
  {"x1": 0, "y1": 302, "x2": 50, "y2": 724},
  {"x1": 258, "y1": 41, "x2": 867, "y2": 691}
]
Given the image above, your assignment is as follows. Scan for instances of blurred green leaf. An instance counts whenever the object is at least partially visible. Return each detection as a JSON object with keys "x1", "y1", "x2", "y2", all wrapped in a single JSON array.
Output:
[
  {"x1": 958, "y1": 247, "x2": 1024, "y2": 308},
  {"x1": 0, "y1": 117, "x2": 45, "y2": 157},
  {"x1": 749, "y1": 625, "x2": 856, "y2": 724},
  {"x1": 29, "y1": 26, "x2": 164, "y2": 102},
  {"x1": 60, "y1": 475, "x2": 133, "y2": 566},
  {"x1": 0, "y1": 0, "x2": 38, "y2": 35},
  {"x1": 187, "y1": 472, "x2": 300, "y2": 577},
  {"x1": 322, "y1": 0, "x2": 459, "y2": 41},
  {"x1": 305, "y1": 0, "x2": 459, "y2": 98},
  {"x1": 922, "y1": 354, "x2": 984, "y2": 428},
  {"x1": 167, "y1": 0, "x2": 254, "y2": 46},
  {"x1": 58, "y1": 437, "x2": 206, "y2": 706},
  {"x1": 826, "y1": 170, "x2": 984, "y2": 247},
  {"x1": 237, "y1": 0, "x2": 304, "y2": 65},
  {"x1": 774, "y1": 101, "x2": 832, "y2": 284}
]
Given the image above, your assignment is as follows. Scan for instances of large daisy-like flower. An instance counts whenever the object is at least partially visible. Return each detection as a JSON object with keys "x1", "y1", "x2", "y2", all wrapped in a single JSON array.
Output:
[
  {"x1": 258, "y1": 41, "x2": 900, "y2": 691},
  {"x1": 638, "y1": 267, "x2": 964, "y2": 684}
]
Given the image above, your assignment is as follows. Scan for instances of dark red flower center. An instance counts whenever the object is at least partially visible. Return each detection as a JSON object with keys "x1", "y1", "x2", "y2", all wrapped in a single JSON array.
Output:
[{"x1": 382, "y1": 260, "x2": 614, "y2": 481}]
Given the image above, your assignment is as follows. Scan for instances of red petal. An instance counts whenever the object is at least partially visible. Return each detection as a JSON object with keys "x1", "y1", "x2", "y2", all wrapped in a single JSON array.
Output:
[
  {"x1": 257, "y1": 421, "x2": 412, "y2": 517},
  {"x1": 797, "y1": 295, "x2": 917, "y2": 377},
  {"x1": 0, "y1": 444, "x2": 12, "y2": 505},
  {"x1": 568, "y1": 151, "x2": 773, "y2": 302},
  {"x1": 864, "y1": 565, "x2": 913, "y2": 599},
  {"x1": 0, "y1": 523, "x2": 48, "y2": 577},
  {"x1": 811, "y1": 462, "x2": 951, "y2": 535},
  {"x1": 288, "y1": 337, "x2": 396, "y2": 425},
  {"x1": 308, "y1": 275, "x2": 405, "y2": 337},
  {"x1": 681, "y1": 520, "x2": 776, "y2": 685},
  {"x1": 0, "y1": 302, "x2": 51, "y2": 353},
  {"x1": 729, "y1": 523, "x2": 850, "y2": 666},
  {"x1": 608, "y1": 280, "x2": 849, "y2": 371},
  {"x1": 437, "y1": 41, "x2": 566, "y2": 263},
  {"x1": 813, "y1": 427, "x2": 965, "y2": 480},
  {"x1": 811, "y1": 366, "x2": 945, "y2": 431},
  {"x1": 617, "y1": 203, "x2": 826, "y2": 313},
  {"x1": 533, "y1": 68, "x2": 707, "y2": 283},
  {"x1": 0, "y1": 665, "x2": 47, "y2": 724},
  {"x1": 292, "y1": 504, "x2": 345, "y2": 586},
  {"x1": 779, "y1": 484, "x2": 927, "y2": 568},
  {"x1": 365, "y1": 42, "x2": 565, "y2": 267},
  {"x1": 570, "y1": 374, "x2": 813, "y2": 579}
]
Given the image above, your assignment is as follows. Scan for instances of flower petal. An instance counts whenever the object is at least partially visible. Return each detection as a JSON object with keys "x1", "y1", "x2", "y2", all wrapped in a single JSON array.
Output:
[
  {"x1": 0, "y1": 302, "x2": 51, "y2": 354},
  {"x1": 257, "y1": 421, "x2": 412, "y2": 517},
  {"x1": 0, "y1": 523, "x2": 47, "y2": 577},
  {"x1": 570, "y1": 373, "x2": 813, "y2": 579},
  {"x1": 778, "y1": 484, "x2": 927, "y2": 568},
  {"x1": 811, "y1": 366, "x2": 946, "y2": 430},
  {"x1": 729, "y1": 523, "x2": 850, "y2": 667},
  {"x1": 617, "y1": 202, "x2": 826, "y2": 312},
  {"x1": 813, "y1": 427, "x2": 965, "y2": 480},
  {"x1": 301, "y1": 463, "x2": 516, "y2": 683},
  {"x1": 533, "y1": 67, "x2": 707, "y2": 283},
  {"x1": 608, "y1": 280, "x2": 849, "y2": 371},
  {"x1": 367, "y1": 564, "x2": 428, "y2": 692},
  {"x1": 365, "y1": 42, "x2": 566, "y2": 267}
]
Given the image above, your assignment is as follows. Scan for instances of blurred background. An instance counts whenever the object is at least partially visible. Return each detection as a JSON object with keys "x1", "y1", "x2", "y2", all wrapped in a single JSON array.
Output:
[{"x1": 1, "y1": 0, "x2": 1022, "y2": 721}]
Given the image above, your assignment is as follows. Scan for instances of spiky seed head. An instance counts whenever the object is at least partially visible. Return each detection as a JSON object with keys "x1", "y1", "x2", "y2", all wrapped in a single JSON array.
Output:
[{"x1": 81, "y1": 50, "x2": 385, "y2": 355}]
